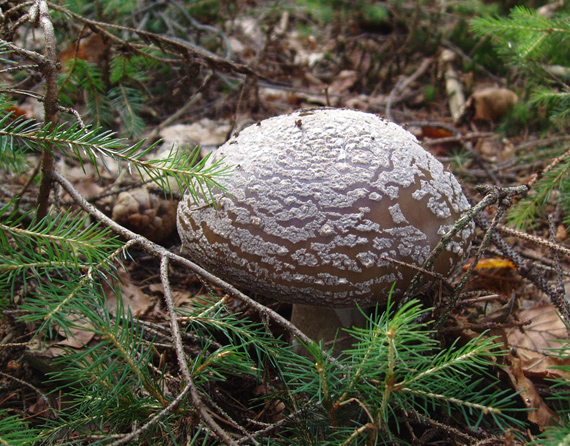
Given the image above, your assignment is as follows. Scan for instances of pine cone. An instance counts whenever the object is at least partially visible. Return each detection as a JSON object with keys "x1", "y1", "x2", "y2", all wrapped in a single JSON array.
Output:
[{"x1": 112, "y1": 188, "x2": 178, "y2": 243}]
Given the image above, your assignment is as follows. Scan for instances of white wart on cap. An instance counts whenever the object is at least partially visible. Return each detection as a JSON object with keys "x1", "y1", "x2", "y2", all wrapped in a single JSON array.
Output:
[{"x1": 177, "y1": 108, "x2": 474, "y2": 308}]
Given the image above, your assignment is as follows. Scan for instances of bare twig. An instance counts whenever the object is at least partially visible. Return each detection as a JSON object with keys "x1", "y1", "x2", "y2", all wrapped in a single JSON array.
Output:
[
  {"x1": 443, "y1": 39, "x2": 504, "y2": 86},
  {"x1": 46, "y1": 2, "x2": 257, "y2": 78},
  {"x1": 526, "y1": 144, "x2": 570, "y2": 189},
  {"x1": 26, "y1": 0, "x2": 59, "y2": 220},
  {"x1": 0, "y1": 371, "x2": 54, "y2": 416},
  {"x1": 496, "y1": 224, "x2": 570, "y2": 258},
  {"x1": 107, "y1": 382, "x2": 193, "y2": 446},
  {"x1": 237, "y1": 408, "x2": 306, "y2": 444},
  {"x1": 421, "y1": 132, "x2": 496, "y2": 146},
  {"x1": 386, "y1": 57, "x2": 432, "y2": 122},
  {"x1": 160, "y1": 256, "x2": 237, "y2": 445},
  {"x1": 147, "y1": 72, "x2": 214, "y2": 140},
  {"x1": 435, "y1": 190, "x2": 512, "y2": 331}
]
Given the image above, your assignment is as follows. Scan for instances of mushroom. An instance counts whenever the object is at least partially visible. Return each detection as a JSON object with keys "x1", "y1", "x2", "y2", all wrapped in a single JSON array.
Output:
[{"x1": 177, "y1": 108, "x2": 474, "y2": 351}]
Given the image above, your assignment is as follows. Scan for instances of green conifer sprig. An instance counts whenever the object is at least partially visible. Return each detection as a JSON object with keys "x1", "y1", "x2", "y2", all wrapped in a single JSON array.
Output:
[
  {"x1": 0, "y1": 409, "x2": 39, "y2": 445},
  {"x1": 0, "y1": 113, "x2": 40, "y2": 171},
  {"x1": 109, "y1": 85, "x2": 146, "y2": 139},
  {"x1": 0, "y1": 205, "x2": 122, "y2": 305},
  {"x1": 60, "y1": 59, "x2": 114, "y2": 129},
  {"x1": 473, "y1": 7, "x2": 564, "y2": 56},
  {"x1": 275, "y1": 300, "x2": 521, "y2": 444},
  {"x1": 472, "y1": 6, "x2": 570, "y2": 228},
  {"x1": 0, "y1": 115, "x2": 232, "y2": 203},
  {"x1": 472, "y1": 6, "x2": 570, "y2": 116},
  {"x1": 41, "y1": 299, "x2": 170, "y2": 441}
]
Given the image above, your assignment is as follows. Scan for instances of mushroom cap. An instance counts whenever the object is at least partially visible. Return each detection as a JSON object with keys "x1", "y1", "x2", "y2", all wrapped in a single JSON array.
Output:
[{"x1": 177, "y1": 108, "x2": 474, "y2": 307}]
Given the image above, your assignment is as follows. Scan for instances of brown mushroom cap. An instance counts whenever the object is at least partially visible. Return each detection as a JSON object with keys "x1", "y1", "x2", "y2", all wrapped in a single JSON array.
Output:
[{"x1": 177, "y1": 109, "x2": 474, "y2": 307}]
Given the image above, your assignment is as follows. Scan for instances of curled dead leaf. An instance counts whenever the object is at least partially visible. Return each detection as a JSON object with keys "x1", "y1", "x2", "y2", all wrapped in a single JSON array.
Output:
[
  {"x1": 328, "y1": 70, "x2": 358, "y2": 96},
  {"x1": 469, "y1": 87, "x2": 518, "y2": 122},
  {"x1": 506, "y1": 354, "x2": 559, "y2": 429},
  {"x1": 464, "y1": 257, "x2": 522, "y2": 296},
  {"x1": 106, "y1": 269, "x2": 157, "y2": 317},
  {"x1": 556, "y1": 224, "x2": 568, "y2": 242},
  {"x1": 60, "y1": 33, "x2": 110, "y2": 67},
  {"x1": 506, "y1": 305, "x2": 570, "y2": 380}
]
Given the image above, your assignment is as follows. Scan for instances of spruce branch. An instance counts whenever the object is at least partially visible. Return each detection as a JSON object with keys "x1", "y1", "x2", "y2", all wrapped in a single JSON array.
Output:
[
  {"x1": 0, "y1": 118, "x2": 233, "y2": 203},
  {"x1": 108, "y1": 85, "x2": 146, "y2": 138},
  {"x1": 472, "y1": 6, "x2": 570, "y2": 60},
  {"x1": 106, "y1": 382, "x2": 193, "y2": 446},
  {"x1": 25, "y1": 240, "x2": 126, "y2": 332},
  {"x1": 59, "y1": 59, "x2": 112, "y2": 129},
  {"x1": 0, "y1": 409, "x2": 40, "y2": 445},
  {"x1": 280, "y1": 299, "x2": 520, "y2": 442}
]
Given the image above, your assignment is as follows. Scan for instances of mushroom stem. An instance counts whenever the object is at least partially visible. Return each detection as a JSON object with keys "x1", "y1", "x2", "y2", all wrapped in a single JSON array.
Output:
[{"x1": 290, "y1": 304, "x2": 368, "y2": 355}]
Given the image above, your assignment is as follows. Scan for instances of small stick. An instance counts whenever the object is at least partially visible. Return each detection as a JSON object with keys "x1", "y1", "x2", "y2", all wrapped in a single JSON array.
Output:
[{"x1": 386, "y1": 57, "x2": 432, "y2": 122}]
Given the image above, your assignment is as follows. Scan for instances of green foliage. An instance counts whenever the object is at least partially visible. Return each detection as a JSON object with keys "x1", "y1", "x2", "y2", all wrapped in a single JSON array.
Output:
[
  {"x1": 36, "y1": 294, "x2": 285, "y2": 444},
  {"x1": 472, "y1": 6, "x2": 570, "y2": 126},
  {"x1": 0, "y1": 409, "x2": 40, "y2": 444},
  {"x1": 60, "y1": 59, "x2": 113, "y2": 129},
  {"x1": 473, "y1": 7, "x2": 570, "y2": 66},
  {"x1": 0, "y1": 115, "x2": 231, "y2": 201},
  {"x1": 0, "y1": 112, "x2": 33, "y2": 173},
  {"x1": 33, "y1": 298, "x2": 517, "y2": 444},
  {"x1": 108, "y1": 85, "x2": 147, "y2": 138},
  {"x1": 59, "y1": 56, "x2": 152, "y2": 138},
  {"x1": 0, "y1": 1, "x2": 546, "y2": 444},
  {"x1": 509, "y1": 151, "x2": 570, "y2": 228},
  {"x1": 275, "y1": 300, "x2": 520, "y2": 444},
  {"x1": 472, "y1": 6, "x2": 570, "y2": 228}
]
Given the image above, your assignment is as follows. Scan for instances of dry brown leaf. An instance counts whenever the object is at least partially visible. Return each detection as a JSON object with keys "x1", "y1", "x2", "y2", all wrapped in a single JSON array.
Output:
[
  {"x1": 28, "y1": 396, "x2": 52, "y2": 418},
  {"x1": 60, "y1": 33, "x2": 110, "y2": 66},
  {"x1": 56, "y1": 315, "x2": 95, "y2": 349},
  {"x1": 149, "y1": 283, "x2": 164, "y2": 293},
  {"x1": 72, "y1": 178, "x2": 104, "y2": 198},
  {"x1": 328, "y1": 70, "x2": 358, "y2": 96},
  {"x1": 470, "y1": 87, "x2": 518, "y2": 122},
  {"x1": 464, "y1": 257, "x2": 522, "y2": 296},
  {"x1": 475, "y1": 258, "x2": 517, "y2": 270},
  {"x1": 556, "y1": 224, "x2": 568, "y2": 242},
  {"x1": 420, "y1": 126, "x2": 454, "y2": 140},
  {"x1": 418, "y1": 126, "x2": 458, "y2": 156},
  {"x1": 107, "y1": 270, "x2": 157, "y2": 317},
  {"x1": 505, "y1": 354, "x2": 559, "y2": 428},
  {"x1": 506, "y1": 305, "x2": 570, "y2": 380},
  {"x1": 173, "y1": 290, "x2": 200, "y2": 308},
  {"x1": 508, "y1": 305, "x2": 567, "y2": 351}
]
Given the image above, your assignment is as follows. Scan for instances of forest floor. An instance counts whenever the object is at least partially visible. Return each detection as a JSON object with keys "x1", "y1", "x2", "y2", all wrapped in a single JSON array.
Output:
[{"x1": 2, "y1": 1, "x2": 570, "y2": 444}]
